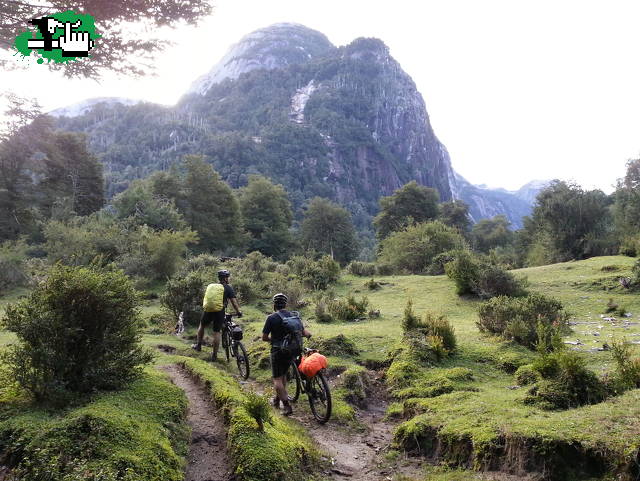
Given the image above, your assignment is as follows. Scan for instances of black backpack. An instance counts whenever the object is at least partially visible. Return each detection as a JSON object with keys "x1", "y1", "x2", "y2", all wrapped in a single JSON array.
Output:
[{"x1": 277, "y1": 311, "x2": 304, "y2": 356}]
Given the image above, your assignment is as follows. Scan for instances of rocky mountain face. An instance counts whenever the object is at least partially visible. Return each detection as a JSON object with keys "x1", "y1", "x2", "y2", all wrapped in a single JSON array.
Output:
[{"x1": 55, "y1": 23, "x2": 537, "y2": 228}]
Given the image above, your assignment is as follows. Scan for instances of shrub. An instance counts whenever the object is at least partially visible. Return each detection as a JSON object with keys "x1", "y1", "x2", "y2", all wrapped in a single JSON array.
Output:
[
  {"x1": 183, "y1": 253, "x2": 219, "y2": 273},
  {"x1": 619, "y1": 236, "x2": 639, "y2": 257},
  {"x1": 0, "y1": 239, "x2": 29, "y2": 293},
  {"x1": 232, "y1": 277, "x2": 260, "y2": 304},
  {"x1": 402, "y1": 298, "x2": 420, "y2": 332},
  {"x1": 288, "y1": 255, "x2": 340, "y2": 290},
  {"x1": 378, "y1": 221, "x2": 466, "y2": 274},
  {"x1": 340, "y1": 366, "x2": 369, "y2": 406},
  {"x1": 525, "y1": 352, "x2": 607, "y2": 409},
  {"x1": 161, "y1": 270, "x2": 208, "y2": 324},
  {"x1": 347, "y1": 261, "x2": 377, "y2": 276},
  {"x1": 472, "y1": 264, "x2": 528, "y2": 299},
  {"x1": 267, "y1": 274, "x2": 306, "y2": 310},
  {"x1": 610, "y1": 339, "x2": 640, "y2": 392},
  {"x1": 308, "y1": 334, "x2": 359, "y2": 356},
  {"x1": 420, "y1": 312, "x2": 456, "y2": 353},
  {"x1": 328, "y1": 295, "x2": 369, "y2": 321},
  {"x1": 445, "y1": 250, "x2": 480, "y2": 295},
  {"x1": 243, "y1": 392, "x2": 272, "y2": 431},
  {"x1": 426, "y1": 250, "x2": 457, "y2": 275},
  {"x1": 515, "y1": 365, "x2": 540, "y2": 385},
  {"x1": 477, "y1": 293, "x2": 567, "y2": 349},
  {"x1": 314, "y1": 298, "x2": 334, "y2": 323},
  {"x1": 375, "y1": 263, "x2": 395, "y2": 276},
  {"x1": 1, "y1": 265, "x2": 153, "y2": 402}
]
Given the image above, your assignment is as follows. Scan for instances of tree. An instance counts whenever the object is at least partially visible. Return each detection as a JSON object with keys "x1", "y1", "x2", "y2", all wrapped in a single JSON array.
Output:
[
  {"x1": 180, "y1": 155, "x2": 244, "y2": 253},
  {"x1": 378, "y1": 221, "x2": 465, "y2": 274},
  {"x1": 238, "y1": 175, "x2": 293, "y2": 259},
  {"x1": 301, "y1": 197, "x2": 359, "y2": 264},
  {"x1": 440, "y1": 200, "x2": 471, "y2": 234},
  {"x1": 373, "y1": 181, "x2": 440, "y2": 240},
  {"x1": 471, "y1": 215, "x2": 514, "y2": 253},
  {"x1": 2, "y1": 1, "x2": 213, "y2": 78},
  {"x1": 526, "y1": 181, "x2": 612, "y2": 262},
  {"x1": 0, "y1": 108, "x2": 103, "y2": 241},
  {"x1": 613, "y1": 158, "x2": 640, "y2": 234},
  {"x1": 113, "y1": 179, "x2": 186, "y2": 231}
]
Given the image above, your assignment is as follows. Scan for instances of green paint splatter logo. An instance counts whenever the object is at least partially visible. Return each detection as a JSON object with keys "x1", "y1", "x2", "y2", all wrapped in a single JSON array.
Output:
[{"x1": 14, "y1": 11, "x2": 98, "y2": 65}]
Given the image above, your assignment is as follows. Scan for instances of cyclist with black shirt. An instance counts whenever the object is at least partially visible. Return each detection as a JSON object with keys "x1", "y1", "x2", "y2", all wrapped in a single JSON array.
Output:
[
  {"x1": 192, "y1": 269, "x2": 242, "y2": 360},
  {"x1": 262, "y1": 293, "x2": 311, "y2": 416}
]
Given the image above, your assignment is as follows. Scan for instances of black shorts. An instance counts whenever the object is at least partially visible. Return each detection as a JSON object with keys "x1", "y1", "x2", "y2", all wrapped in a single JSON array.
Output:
[
  {"x1": 201, "y1": 311, "x2": 225, "y2": 332},
  {"x1": 270, "y1": 349, "x2": 293, "y2": 378}
]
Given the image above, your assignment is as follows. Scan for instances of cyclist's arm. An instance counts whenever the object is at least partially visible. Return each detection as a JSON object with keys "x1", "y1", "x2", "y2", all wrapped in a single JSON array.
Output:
[
  {"x1": 262, "y1": 317, "x2": 272, "y2": 342},
  {"x1": 230, "y1": 297, "x2": 241, "y2": 315}
]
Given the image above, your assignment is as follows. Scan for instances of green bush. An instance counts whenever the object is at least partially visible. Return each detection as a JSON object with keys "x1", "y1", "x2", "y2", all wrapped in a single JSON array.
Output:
[
  {"x1": 328, "y1": 294, "x2": 369, "y2": 321},
  {"x1": 347, "y1": 261, "x2": 377, "y2": 276},
  {"x1": 313, "y1": 298, "x2": 334, "y2": 323},
  {"x1": 287, "y1": 255, "x2": 340, "y2": 290},
  {"x1": 1, "y1": 265, "x2": 153, "y2": 402},
  {"x1": 378, "y1": 221, "x2": 466, "y2": 274},
  {"x1": 477, "y1": 293, "x2": 567, "y2": 349},
  {"x1": 445, "y1": 250, "x2": 480, "y2": 295},
  {"x1": 610, "y1": 339, "x2": 640, "y2": 392},
  {"x1": 472, "y1": 264, "x2": 528, "y2": 299},
  {"x1": 420, "y1": 312, "x2": 457, "y2": 353},
  {"x1": 233, "y1": 277, "x2": 260, "y2": 304},
  {"x1": 525, "y1": 352, "x2": 607, "y2": 409},
  {"x1": 161, "y1": 270, "x2": 208, "y2": 324},
  {"x1": 402, "y1": 298, "x2": 420, "y2": 332},
  {"x1": 340, "y1": 366, "x2": 369, "y2": 406},
  {"x1": 243, "y1": 392, "x2": 273, "y2": 431},
  {"x1": 515, "y1": 364, "x2": 540, "y2": 385},
  {"x1": 267, "y1": 274, "x2": 306, "y2": 310},
  {"x1": 0, "y1": 239, "x2": 29, "y2": 293}
]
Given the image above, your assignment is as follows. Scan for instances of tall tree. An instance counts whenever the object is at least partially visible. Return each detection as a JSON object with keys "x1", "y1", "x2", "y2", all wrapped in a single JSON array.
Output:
[
  {"x1": 2, "y1": 1, "x2": 213, "y2": 78},
  {"x1": 301, "y1": 197, "x2": 359, "y2": 264},
  {"x1": 238, "y1": 175, "x2": 293, "y2": 259},
  {"x1": 180, "y1": 155, "x2": 243, "y2": 253},
  {"x1": 471, "y1": 215, "x2": 514, "y2": 253},
  {"x1": 613, "y1": 158, "x2": 640, "y2": 234},
  {"x1": 373, "y1": 181, "x2": 440, "y2": 240},
  {"x1": 440, "y1": 200, "x2": 471, "y2": 234},
  {"x1": 526, "y1": 181, "x2": 612, "y2": 261}
]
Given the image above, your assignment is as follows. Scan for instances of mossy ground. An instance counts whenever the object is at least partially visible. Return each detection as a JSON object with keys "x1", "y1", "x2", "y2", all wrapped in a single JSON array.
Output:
[{"x1": 1, "y1": 256, "x2": 640, "y2": 480}]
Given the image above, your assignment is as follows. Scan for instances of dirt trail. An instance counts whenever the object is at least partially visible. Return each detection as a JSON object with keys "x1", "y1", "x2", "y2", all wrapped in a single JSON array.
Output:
[{"x1": 161, "y1": 365, "x2": 234, "y2": 481}]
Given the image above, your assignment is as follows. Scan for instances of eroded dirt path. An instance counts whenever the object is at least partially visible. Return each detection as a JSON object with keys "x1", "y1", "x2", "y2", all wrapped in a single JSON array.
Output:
[{"x1": 161, "y1": 364, "x2": 234, "y2": 481}]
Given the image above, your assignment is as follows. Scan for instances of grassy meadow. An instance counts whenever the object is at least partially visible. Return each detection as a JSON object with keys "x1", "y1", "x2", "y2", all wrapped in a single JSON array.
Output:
[{"x1": 1, "y1": 255, "x2": 639, "y2": 480}]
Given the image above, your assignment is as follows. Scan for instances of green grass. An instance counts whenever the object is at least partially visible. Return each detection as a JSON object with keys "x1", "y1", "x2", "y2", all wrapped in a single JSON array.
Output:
[
  {"x1": 0, "y1": 369, "x2": 189, "y2": 481},
  {"x1": 2, "y1": 256, "x2": 640, "y2": 480}
]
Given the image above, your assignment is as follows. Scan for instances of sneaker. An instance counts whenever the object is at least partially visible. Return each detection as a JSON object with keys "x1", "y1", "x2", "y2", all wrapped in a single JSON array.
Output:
[
  {"x1": 282, "y1": 403, "x2": 293, "y2": 416},
  {"x1": 191, "y1": 343, "x2": 201, "y2": 352}
]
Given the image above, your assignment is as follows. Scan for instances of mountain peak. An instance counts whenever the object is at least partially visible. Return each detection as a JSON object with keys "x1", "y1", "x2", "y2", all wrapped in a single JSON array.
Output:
[{"x1": 186, "y1": 23, "x2": 335, "y2": 95}]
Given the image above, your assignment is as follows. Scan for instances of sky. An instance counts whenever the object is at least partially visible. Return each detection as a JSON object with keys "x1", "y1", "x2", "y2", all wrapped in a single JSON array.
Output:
[{"x1": 3, "y1": 0, "x2": 640, "y2": 193}]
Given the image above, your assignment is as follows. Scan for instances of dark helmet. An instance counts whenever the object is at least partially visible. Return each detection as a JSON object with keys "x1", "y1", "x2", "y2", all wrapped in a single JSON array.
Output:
[
  {"x1": 272, "y1": 293, "x2": 288, "y2": 304},
  {"x1": 217, "y1": 269, "x2": 230, "y2": 280}
]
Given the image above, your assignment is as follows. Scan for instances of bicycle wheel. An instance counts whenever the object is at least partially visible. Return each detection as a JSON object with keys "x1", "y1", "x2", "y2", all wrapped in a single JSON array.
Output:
[
  {"x1": 235, "y1": 342, "x2": 250, "y2": 379},
  {"x1": 308, "y1": 370, "x2": 332, "y2": 424},
  {"x1": 286, "y1": 361, "x2": 302, "y2": 402},
  {"x1": 221, "y1": 330, "x2": 230, "y2": 362}
]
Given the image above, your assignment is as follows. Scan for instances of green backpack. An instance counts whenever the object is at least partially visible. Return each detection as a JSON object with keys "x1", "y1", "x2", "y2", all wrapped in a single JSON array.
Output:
[{"x1": 202, "y1": 283, "x2": 224, "y2": 312}]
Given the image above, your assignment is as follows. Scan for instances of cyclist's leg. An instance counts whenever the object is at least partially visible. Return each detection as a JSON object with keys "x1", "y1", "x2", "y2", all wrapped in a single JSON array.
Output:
[
  {"x1": 193, "y1": 312, "x2": 211, "y2": 350},
  {"x1": 271, "y1": 351, "x2": 292, "y2": 413},
  {"x1": 210, "y1": 312, "x2": 225, "y2": 360}
]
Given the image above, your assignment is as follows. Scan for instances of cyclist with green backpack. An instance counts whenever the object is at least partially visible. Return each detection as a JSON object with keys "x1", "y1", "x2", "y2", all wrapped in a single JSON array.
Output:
[
  {"x1": 192, "y1": 269, "x2": 242, "y2": 360},
  {"x1": 262, "y1": 293, "x2": 311, "y2": 416}
]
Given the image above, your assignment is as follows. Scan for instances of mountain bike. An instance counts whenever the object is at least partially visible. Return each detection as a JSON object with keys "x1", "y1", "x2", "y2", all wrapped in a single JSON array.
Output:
[
  {"x1": 286, "y1": 348, "x2": 332, "y2": 424},
  {"x1": 220, "y1": 314, "x2": 250, "y2": 379}
]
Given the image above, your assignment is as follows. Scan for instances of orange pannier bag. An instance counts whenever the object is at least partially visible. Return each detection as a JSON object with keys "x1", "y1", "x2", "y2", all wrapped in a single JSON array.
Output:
[{"x1": 298, "y1": 352, "x2": 328, "y2": 378}]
